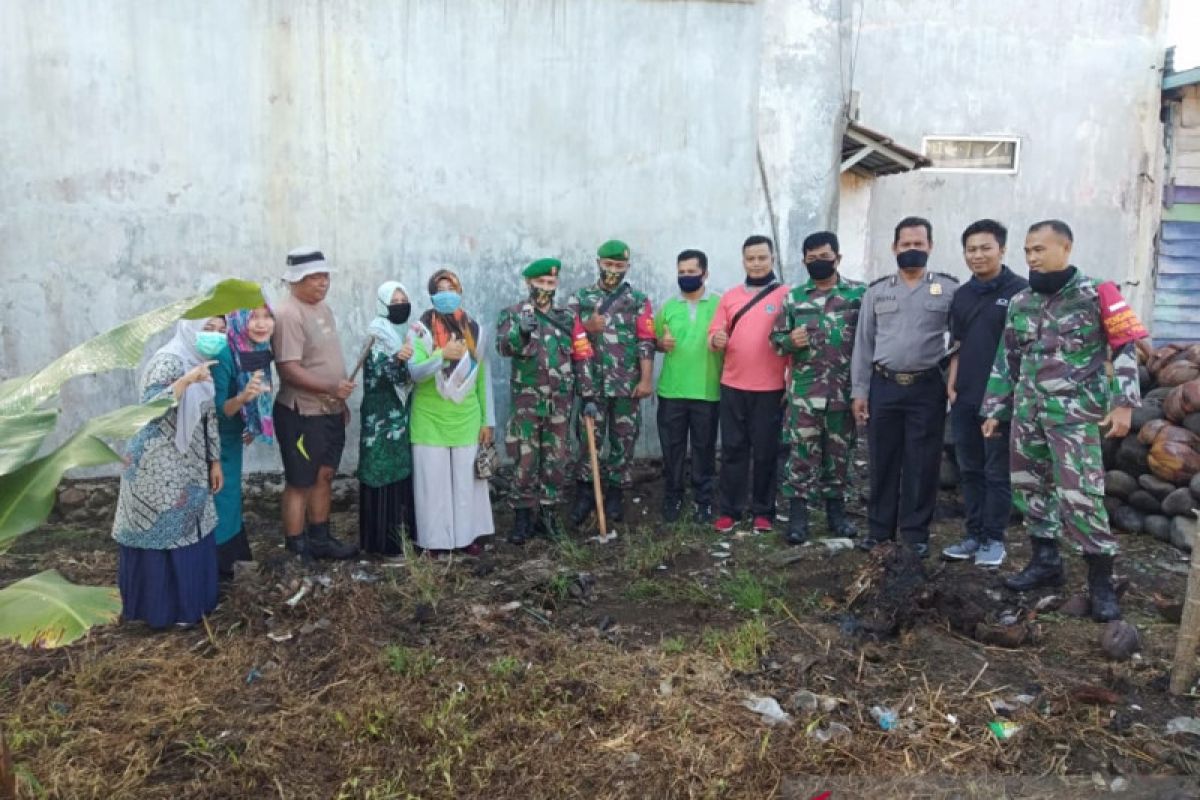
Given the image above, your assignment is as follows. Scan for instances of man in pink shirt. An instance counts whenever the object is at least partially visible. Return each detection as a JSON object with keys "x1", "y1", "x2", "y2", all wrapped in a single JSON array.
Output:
[{"x1": 708, "y1": 235, "x2": 790, "y2": 533}]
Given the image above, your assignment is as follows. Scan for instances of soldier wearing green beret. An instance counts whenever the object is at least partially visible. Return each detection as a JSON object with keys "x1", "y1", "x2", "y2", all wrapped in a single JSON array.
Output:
[
  {"x1": 567, "y1": 240, "x2": 656, "y2": 526},
  {"x1": 496, "y1": 258, "x2": 599, "y2": 544}
]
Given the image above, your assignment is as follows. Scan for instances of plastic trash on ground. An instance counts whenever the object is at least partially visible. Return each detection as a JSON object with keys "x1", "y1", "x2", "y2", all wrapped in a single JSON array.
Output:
[
  {"x1": 742, "y1": 694, "x2": 793, "y2": 726},
  {"x1": 870, "y1": 705, "x2": 898, "y2": 731}
]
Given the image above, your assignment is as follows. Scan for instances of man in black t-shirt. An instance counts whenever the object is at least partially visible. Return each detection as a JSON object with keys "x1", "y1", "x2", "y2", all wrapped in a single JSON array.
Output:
[{"x1": 942, "y1": 220, "x2": 1028, "y2": 567}]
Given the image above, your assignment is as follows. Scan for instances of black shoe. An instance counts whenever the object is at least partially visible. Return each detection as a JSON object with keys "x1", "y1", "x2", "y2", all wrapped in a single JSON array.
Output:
[
  {"x1": 785, "y1": 499, "x2": 809, "y2": 545},
  {"x1": 305, "y1": 522, "x2": 359, "y2": 560},
  {"x1": 1085, "y1": 554, "x2": 1122, "y2": 622},
  {"x1": 855, "y1": 537, "x2": 886, "y2": 553},
  {"x1": 906, "y1": 542, "x2": 930, "y2": 560},
  {"x1": 604, "y1": 486, "x2": 624, "y2": 524},
  {"x1": 693, "y1": 503, "x2": 713, "y2": 524},
  {"x1": 570, "y1": 482, "x2": 595, "y2": 526},
  {"x1": 825, "y1": 498, "x2": 857, "y2": 538},
  {"x1": 1003, "y1": 537, "x2": 1065, "y2": 592},
  {"x1": 509, "y1": 507, "x2": 533, "y2": 546},
  {"x1": 536, "y1": 506, "x2": 567, "y2": 540},
  {"x1": 662, "y1": 496, "x2": 683, "y2": 523},
  {"x1": 284, "y1": 532, "x2": 312, "y2": 562}
]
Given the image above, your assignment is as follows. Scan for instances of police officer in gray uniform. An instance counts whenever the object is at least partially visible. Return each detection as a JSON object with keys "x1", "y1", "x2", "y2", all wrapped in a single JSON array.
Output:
[{"x1": 851, "y1": 216, "x2": 958, "y2": 557}]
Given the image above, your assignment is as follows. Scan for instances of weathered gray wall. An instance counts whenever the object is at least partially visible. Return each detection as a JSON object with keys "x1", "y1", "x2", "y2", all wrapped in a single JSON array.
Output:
[
  {"x1": 849, "y1": 0, "x2": 1165, "y2": 317},
  {"x1": 2, "y1": 0, "x2": 832, "y2": 472}
]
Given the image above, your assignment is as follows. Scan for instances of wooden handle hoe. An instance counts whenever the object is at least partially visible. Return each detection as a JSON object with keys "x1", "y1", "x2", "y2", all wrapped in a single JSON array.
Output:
[
  {"x1": 349, "y1": 335, "x2": 377, "y2": 381},
  {"x1": 1170, "y1": 511, "x2": 1200, "y2": 695},
  {"x1": 584, "y1": 416, "x2": 607, "y2": 538}
]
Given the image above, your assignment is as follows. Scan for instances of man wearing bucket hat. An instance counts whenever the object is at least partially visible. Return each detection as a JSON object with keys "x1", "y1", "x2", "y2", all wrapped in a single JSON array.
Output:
[
  {"x1": 568, "y1": 240, "x2": 656, "y2": 526},
  {"x1": 271, "y1": 247, "x2": 358, "y2": 561},
  {"x1": 497, "y1": 258, "x2": 599, "y2": 544}
]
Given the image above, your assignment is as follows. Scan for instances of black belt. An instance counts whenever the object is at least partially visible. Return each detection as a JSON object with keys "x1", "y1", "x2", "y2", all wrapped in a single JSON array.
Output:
[{"x1": 873, "y1": 363, "x2": 940, "y2": 386}]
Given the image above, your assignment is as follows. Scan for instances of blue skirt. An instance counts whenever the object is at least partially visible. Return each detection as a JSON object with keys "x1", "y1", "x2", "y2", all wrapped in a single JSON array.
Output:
[{"x1": 118, "y1": 535, "x2": 218, "y2": 629}]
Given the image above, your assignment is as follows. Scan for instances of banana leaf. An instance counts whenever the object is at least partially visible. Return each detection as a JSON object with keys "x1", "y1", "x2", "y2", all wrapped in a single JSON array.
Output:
[
  {"x1": 0, "y1": 279, "x2": 264, "y2": 416},
  {"x1": 0, "y1": 410, "x2": 59, "y2": 475},
  {"x1": 0, "y1": 398, "x2": 172, "y2": 552},
  {"x1": 0, "y1": 569, "x2": 121, "y2": 648}
]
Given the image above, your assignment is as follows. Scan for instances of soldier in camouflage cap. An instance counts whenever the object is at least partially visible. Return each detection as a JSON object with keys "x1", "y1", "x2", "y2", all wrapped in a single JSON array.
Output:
[
  {"x1": 568, "y1": 240, "x2": 656, "y2": 526},
  {"x1": 770, "y1": 231, "x2": 864, "y2": 545},
  {"x1": 982, "y1": 220, "x2": 1142, "y2": 622},
  {"x1": 497, "y1": 258, "x2": 599, "y2": 544}
]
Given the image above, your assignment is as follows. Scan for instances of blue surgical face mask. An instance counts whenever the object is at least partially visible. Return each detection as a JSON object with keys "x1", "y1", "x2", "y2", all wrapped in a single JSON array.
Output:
[
  {"x1": 431, "y1": 291, "x2": 462, "y2": 315},
  {"x1": 195, "y1": 330, "x2": 228, "y2": 358}
]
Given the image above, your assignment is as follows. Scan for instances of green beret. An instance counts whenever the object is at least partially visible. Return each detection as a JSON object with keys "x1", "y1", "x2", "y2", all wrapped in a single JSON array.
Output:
[
  {"x1": 523, "y1": 258, "x2": 562, "y2": 279},
  {"x1": 596, "y1": 239, "x2": 630, "y2": 260}
]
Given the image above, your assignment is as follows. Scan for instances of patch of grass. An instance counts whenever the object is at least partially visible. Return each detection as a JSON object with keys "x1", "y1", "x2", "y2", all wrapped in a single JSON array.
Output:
[
  {"x1": 489, "y1": 656, "x2": 522, "y2": 678},
  {"x1": 623, "y1": 577, "x2": 717, "y2": 606},
  {"x1": 660, "y1": 635, "x2": 688, "y2": 655},
  {"x1": 702, "y1": 618, "x2": 770, "y2": 672},
  {"x1": 554, "y1": 536, "x2": 596, "y2": 570},
  {"x1": 382, "y1": 644, "x2": 437, "y2": 678},
  {"x1": 720, "y1": 570, "x2": 781, "y2": 614},
  {"x1": 546, "y1": 574, "x2": 572, "y2": 601},
  {"x1": 620, "y1": 527, "x2": 688, "y2": 574},
  {"x1": 787, "y1": 588, "x2": 828, "y2": 615},
  {"x1": 400, "y1": 538, "x2": 448, "y2": 609}
]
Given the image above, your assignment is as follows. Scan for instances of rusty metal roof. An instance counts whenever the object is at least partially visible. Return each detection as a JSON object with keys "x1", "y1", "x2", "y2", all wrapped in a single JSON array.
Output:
[{"x1": 841, "y1": 121, "x2": 931, "y2": 177}]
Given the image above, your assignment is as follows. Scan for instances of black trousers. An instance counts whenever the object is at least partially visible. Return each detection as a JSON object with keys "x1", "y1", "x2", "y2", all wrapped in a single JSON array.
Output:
[
  {"x1": 656, "y1": 397, "x2": 720, "y2": 506},
  {"x1": 718, "y1": 385, "x2": 784, "y2": 518},
  {"x1": 866, "y1": 370, "x2": 947, "y2": 544}
]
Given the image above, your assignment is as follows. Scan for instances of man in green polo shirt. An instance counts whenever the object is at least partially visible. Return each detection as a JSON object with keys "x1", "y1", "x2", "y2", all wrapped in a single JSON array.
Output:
[{"x1": 655, "y1": 249, "x2": 723, "y2": 523}]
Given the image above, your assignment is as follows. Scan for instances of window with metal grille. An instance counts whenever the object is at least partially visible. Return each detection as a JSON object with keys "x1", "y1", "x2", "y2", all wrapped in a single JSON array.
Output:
[{"x1": 921, "y1": 136, "x2": 1020, "y2": 174}]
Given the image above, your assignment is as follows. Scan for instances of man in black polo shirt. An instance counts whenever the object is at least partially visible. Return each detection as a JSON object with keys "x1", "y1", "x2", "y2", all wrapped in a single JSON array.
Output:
[{"x1": 941, "y1": 219, "x2": 1028, "y2": 567}]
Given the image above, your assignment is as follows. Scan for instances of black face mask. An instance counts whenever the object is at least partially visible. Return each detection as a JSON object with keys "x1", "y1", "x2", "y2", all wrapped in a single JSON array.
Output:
[
  {"x1": 387, "y1": 302, "x2": 411, "y2": 325},
  {"x1": 745, "y1": 270, "x2": 778, "y2": 287},
  {"x1": 896, "y1": 249, "x2": 930, "y2": 270},
  {"x1": 677, "y1": 274, "x2": 704, "y2": 293},
  {"x1": 805, "y1": 259, "x2": 837, "y2": 281},
  {"x1": 236, "y1": 349, "x2": 274, "y2": 372},
  {"x1": 1029, "y1": 265, "x2": 1076, "y2": 295}
]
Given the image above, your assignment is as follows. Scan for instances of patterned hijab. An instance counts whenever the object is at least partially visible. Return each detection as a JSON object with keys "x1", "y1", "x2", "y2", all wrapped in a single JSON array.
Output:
[
  {"x1": 225, "y1": 306, "x2": 275, "y2": 443},
  {"x1": 420, "y1": 269, "x2": 479, "y2": 368}
]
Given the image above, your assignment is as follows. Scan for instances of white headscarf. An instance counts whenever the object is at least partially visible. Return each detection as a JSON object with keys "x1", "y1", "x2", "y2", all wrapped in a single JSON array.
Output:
[
  {"x1": 149, "y1": 319, "x2": 216, "y2": 453},
  {"x1": 368, "y1": 281, "x2": 409, "y2": 355}
]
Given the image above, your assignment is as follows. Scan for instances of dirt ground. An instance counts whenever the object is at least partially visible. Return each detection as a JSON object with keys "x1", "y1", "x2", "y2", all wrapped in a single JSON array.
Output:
[{"x1": 4, "y1": 461, "x2": 1200, "y2": 799}]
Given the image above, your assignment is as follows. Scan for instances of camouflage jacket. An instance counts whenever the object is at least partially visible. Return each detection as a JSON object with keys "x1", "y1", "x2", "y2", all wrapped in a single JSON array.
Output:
[
  {"x1": 982, "y1": 268, "x2": 1140, "y2": 425},
  {"x1": 770, "y1": 277, "x2": 865, "y2": 411},
  {"x1": 496, "y1": 302, "x2": 596, "y2": 417},
  {"x1": 567, "y1": 282, "x2": 655, "y2": 398}
]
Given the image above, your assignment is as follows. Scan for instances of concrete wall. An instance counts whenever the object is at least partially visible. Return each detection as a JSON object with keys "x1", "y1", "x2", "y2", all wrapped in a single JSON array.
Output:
[
  {"x1": 0, "y1": 0, "x2": 792, "y2": 472},
  {"x1": 848, "y1": 0, "x2": 1166, "y2": 318}
]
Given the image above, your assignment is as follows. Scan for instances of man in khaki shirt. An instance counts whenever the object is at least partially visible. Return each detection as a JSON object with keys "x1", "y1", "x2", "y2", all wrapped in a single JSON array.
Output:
[{"x1": 272, "y1": 247, "x2": 358, "y2": 560}]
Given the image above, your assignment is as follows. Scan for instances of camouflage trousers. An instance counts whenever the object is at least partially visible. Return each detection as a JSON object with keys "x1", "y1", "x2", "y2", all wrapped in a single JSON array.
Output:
[
  {"x1": 505, "y1": 406, "x2": 571, "y2": 509},
  {"x1": 1010, "y1": 414, "x2": 1116, "y2": 555},
  {"x1": 780, "y1": 407, "x2": 855, "y2": 503},
  {"x1": 574, "y1": 396, "x2": 640, "y2": 489}
]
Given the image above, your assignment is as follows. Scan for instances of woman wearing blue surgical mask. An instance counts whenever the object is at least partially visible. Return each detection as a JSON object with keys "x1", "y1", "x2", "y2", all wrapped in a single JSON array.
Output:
[
  {"x1": 111, "y1": 316, "x2": 227, "y2": 629},
  {"x1": 211, "y1": 305, "x2": 276, "y2": 576},
  {"x1": 408, "y1": 269, "x2": 496, "y2": 557}
]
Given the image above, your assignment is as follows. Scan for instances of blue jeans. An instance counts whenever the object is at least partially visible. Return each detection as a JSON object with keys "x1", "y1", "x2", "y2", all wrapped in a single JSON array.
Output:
[{"x1": 950, "y1": 402, "x2": 1010, "y2": 543}]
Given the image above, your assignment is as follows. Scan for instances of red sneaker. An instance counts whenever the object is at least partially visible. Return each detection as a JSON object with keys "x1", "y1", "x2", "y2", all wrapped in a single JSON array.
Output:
[
  {"x1": 753, "y1": 516, "x2": 773, "y2": 532},
  {"x1": 714, "y1": 515, "x2": 735, "y2": 533}
]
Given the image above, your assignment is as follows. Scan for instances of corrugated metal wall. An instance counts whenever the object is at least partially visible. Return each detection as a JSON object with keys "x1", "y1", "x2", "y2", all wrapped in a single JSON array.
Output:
[{"x1": 1155, "y1": 186, "x2": 1200, "y2": 344}]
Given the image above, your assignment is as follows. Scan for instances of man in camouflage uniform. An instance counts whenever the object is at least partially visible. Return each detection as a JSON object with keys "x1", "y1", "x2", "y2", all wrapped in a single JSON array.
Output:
[
  {"x1": 770, "y1": 231, "x2": 864, "y2": 544},
  {"x1": 497, "y1": 258, "x2": 599, "y2": 544},
  {"x1": 982, "y1": 220, "x2": 1141, "y2": 622},
  {"x1": 568, "y1": 239, "x2": 656, "y2": 526}
]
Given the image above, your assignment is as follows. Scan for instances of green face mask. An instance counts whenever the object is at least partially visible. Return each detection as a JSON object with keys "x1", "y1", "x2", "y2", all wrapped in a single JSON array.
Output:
[{"x1": 195, "y1": 330, "x2": 228, "y2": 358}]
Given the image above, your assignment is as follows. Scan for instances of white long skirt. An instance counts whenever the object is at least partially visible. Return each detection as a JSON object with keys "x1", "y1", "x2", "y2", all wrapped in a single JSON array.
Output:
[{"x1": 412, "y1": 443, "x2": 495, "y2": 551}]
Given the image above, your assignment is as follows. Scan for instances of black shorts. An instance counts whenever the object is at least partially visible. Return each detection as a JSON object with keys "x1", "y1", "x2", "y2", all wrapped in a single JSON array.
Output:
[{"x1": 274, "y1": 401, "x2": 346, "y2": 488}]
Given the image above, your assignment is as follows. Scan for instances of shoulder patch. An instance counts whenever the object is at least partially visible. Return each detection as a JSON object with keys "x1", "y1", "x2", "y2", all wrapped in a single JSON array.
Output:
[
  {"x1": 868, "y1": 275, "x2": 891, "y2": 288},
  {"x1": 932, "y1": 271, "x2": 960, "y2": 283}
]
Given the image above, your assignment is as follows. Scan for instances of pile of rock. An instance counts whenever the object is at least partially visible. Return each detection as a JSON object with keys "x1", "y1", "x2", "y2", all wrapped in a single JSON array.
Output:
[{"x1": 1103, "y1": 343, "x2": 1200, "y2": 549}]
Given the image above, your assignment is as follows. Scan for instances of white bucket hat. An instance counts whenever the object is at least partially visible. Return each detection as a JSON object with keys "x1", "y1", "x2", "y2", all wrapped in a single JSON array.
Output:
[{"x1": 282, "y1": 246, "x2": 332, "y2": 283}]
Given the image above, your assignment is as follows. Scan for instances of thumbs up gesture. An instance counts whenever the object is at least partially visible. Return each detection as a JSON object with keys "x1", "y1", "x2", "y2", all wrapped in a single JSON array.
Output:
[
  {"x1": 660, "y1": 327, "x2": 676, "y2": 353},
  {"x1": 442, "y1": 334, "x2": 467, "y2": 361}
]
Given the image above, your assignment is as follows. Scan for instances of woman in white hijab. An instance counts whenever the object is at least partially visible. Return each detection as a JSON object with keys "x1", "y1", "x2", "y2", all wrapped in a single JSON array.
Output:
[
  {"x1": 111, "y1": 317, "x2": 227, "y2": 628},
  {"x1": 357, "y1": 281, "x2": 422, "y2": 554}
]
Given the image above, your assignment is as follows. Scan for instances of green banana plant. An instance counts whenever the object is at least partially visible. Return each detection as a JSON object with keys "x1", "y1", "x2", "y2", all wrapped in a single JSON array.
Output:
[{"x1": 0, "y1": 278, "x2": 264, "y2": 647}]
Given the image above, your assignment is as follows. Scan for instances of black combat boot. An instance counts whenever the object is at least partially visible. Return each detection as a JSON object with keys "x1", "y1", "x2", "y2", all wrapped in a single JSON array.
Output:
[
  {"x1": 785, "y1": 499, "x2": 809, "y2": 545},
  {"x1": 604, "y1": 486, "x2": 624, "y2": 523},
  {"x1": 825, "y1": 498, "x2": 857, "y2": 538},
  {"x1": 305, "y1": 522, "x2": 359, "y2": 560},
  {"x1": 570, "y1": 482, "x2": 595, "y2": 526},
  {"x1": 1085, "y1": 553, "x2": 1122, "y2": 622},
  {"x1": 1003, "y1": 537, "x2": 1064, "y2": 592},
  {"x1": 662, "y1": 495, "x2": 683, "y2": 523},
  {"x1": 284, "y1": 531, "x2": 312, "y2": 562},
  {"x1": 536, "y1": 505, "x2": 567, "y2": 540},
  {"x1": 508, "y1": 507, "x2": 533, "y2": 545}
]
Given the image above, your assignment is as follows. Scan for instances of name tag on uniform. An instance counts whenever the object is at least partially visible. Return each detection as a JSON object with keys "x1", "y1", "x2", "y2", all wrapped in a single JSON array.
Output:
[
  {"x1": 997, "y1": 298, "x2": 1009, "y2": 307},
  {"x1": 929, "y1": 284, "x2": 942, "y2": 296}
]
